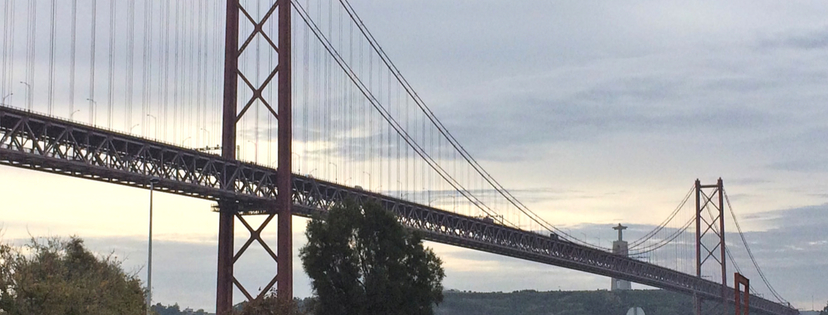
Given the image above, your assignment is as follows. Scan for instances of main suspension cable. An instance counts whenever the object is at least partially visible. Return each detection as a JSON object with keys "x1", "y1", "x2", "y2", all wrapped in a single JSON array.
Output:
[
  {"x1": 335, "y1": 0, "x2": 607, "y2": 247},
  {"x1": 630, "y1": 185, "x2": 694, "y2": 248},
  {"x1": 724, "y1": 190, "x2": 788, "y2": 304}
]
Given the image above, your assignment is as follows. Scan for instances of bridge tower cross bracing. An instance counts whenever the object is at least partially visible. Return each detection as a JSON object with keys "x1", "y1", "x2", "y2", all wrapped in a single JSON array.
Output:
[
  {"x1": 217, "y1": 1, "x2": 292, "y2": 314},
  {"x1": 695, "y1": 178, "x2": 727, "y2": 315}
]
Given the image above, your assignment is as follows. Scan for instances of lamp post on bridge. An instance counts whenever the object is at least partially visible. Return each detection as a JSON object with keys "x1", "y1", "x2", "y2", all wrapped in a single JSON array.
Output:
[
  {"x1": 1, "y1": 93, "x2": 12, "y2": 106},
  {"x1": 70, "y1": 109, "x2": 81, "y2": 120},
  {"x1": 200, "y1": 128, "x2": 210, "y2": 145},
  {"x1": 363, "y1": 171, "x2": 371, "y2": 191},
  {"x1": 86, "y1": 98, "x2": 97, "y2": 124},
  {"x1": 147, "y1": 114, "x2": 157, "y2": 139},
  {"x1": 147, "y1": 177, "x2": 159, "y2": 315},
  {"x1": 292, "y1": 152, "x2": 301, "y2": 173}
]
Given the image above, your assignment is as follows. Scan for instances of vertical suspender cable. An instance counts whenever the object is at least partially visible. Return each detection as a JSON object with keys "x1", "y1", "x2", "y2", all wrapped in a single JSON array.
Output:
[
  {"x1": 1, "y1": 1, "x2": 5, "y2": 100},
  {"x1": 47, "y1": 0, "x2": 55, "y2": 115},
  {"x1": 182, "y1": 1, "x2": 189, "y2": 144},
  {"x1": 1, "y1": 0, "x2": 11, "y2": 102},
  {"x1": 106, "y1": 0, "x2": 115, "y2": 128},
  {"x1": 89, "y1": 0, "x2": 97, "y2": 124},
  {"x1": 173, "y1": 1, "x2": 180, "y2": 141},
  {"x1": 187, "y1": 2, "x2": 194, "y2": 146},
  {"x1": 197, "y1": 2, "x2": 205, "y2": 146},
  {"x1": 347, "y1": 18, "x2": 353, "y2": 180},
  {"x1": 25, "y1": 0, "x2": 35, "y2": 111},
  {"x1": 126, "y1": 0, "x2": 135, "y2": 131},
  {"x1": 141, "y1": 0, "x2": 151, "y2": 136},
  {"x1": 69, "y1": 0, "x2": 77, "y2": 118},
  {"x1": 162, "y1": 2, "x2": 170, "y2": 140},
  {"x1": 254, "y1": 0, "x2": 261, "y2": 164},
  {"x1": 368, "y1": 45, "x2": 373, "y2": 187},
  {"x1": 334, "y1": 3, "x2": 342, "y2": 180},
  {"x1": 271, "y1": 4, "x2": 276, "y2": 167},
  {"x1": 211, "y1": 0, "x2": 219, "y2": 146},
  {"x1": 303, "y1": 0, "x2": 309, "y2": 173}
]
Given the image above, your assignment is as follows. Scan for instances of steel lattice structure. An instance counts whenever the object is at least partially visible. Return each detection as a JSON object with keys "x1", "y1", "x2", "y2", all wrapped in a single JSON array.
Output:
[
  {"x1": 0, "y1": 105, "x2": 798, "y2": 315},
  {"x1": 696, "y1": 179, "x2": 729, "y2": 314},
  {"x1": 217, "y1": 1, "x2": 292, "y2": 312}
]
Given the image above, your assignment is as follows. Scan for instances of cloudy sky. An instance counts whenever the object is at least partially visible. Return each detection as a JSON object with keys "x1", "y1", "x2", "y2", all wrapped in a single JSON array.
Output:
[{"x1": 2, "y1": 0, "x2": 828, "y2": 312}]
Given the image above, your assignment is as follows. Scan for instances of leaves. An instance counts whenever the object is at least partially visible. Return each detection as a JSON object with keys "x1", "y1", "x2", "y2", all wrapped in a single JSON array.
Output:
[
  {"x1": 300, "y1": 200, "x2": 445, "y2": 315},
  {"x1": 0, "y1": 236, "x2": 146, "y2": 315},
  {"x1": 230, "y1": 290, "x2": 315, "y2": 315}
]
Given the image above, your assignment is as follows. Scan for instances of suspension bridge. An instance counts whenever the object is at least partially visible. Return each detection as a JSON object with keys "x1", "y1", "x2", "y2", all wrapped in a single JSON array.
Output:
[{"x1": 0, "y1": 1, "x2": 799, "y2": 314}]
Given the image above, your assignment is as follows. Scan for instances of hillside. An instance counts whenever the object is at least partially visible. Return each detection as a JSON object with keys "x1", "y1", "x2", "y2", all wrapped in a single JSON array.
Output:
[{"x1": 435, "y1": 289, "x2": 698, "y2": 315}]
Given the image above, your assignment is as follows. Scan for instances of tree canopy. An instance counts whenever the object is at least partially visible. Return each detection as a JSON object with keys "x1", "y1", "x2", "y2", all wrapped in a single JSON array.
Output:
[
  {"x1": 229, "y1": 290, "x2": 314, "y2": 315},
  {"x1": 0, "y1": 237, "x2": 146, "y2": 315},
  {"x1": 300, "y1": 200, "x2": 445, "y2": 315},
  {"x1": 152, "y1": 303, "x2": 210, "y2": 315}
]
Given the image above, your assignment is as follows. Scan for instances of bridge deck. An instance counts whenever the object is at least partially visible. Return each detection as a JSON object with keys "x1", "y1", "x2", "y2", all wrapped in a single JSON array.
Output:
[{"x1": 0, "y1": 105, "x2": 797, "y2": 315}]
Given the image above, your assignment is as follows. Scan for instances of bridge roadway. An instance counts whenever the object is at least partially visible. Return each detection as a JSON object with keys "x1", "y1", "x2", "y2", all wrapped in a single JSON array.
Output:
[{"x1": 0, "y1": 105, "x2": 797, "y2": 315}]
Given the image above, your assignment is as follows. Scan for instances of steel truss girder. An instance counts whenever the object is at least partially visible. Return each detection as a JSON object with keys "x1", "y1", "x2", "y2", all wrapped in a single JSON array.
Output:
[
  {"x1": 291, "y1": 177, "x2": 796, "y2": 315},
  {"x1": 0, "y1": 106, "x2": 278, "y2": 208},
  {"x1": 0, "y1": 106, "x2": 796, "y2": 315}
]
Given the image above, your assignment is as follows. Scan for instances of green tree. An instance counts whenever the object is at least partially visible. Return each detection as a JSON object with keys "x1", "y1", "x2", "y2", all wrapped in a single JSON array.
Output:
[
  {"x1": 300, "y1": 200, "x2": 445, "y2": 315},
  {"x1": 152, "y1": 303, "x2": 180, "y2": 315},
  {"x1": 231, "y1": 290, "x2": 311, "y2": 315},
  {"x1": 0, "y1": 236, "x2": 146, "y2": 315},
  {"x1": 151, "y1": 303, "x2": 210, "y2": 315},
  {"x1": 821, "y1": 300, "x2": 828, "y2": 315}
]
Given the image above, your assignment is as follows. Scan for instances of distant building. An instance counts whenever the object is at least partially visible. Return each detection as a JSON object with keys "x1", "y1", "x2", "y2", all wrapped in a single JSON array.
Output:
[{"x1": 611, "y1": 223, "x2": 631, "y2": 291}]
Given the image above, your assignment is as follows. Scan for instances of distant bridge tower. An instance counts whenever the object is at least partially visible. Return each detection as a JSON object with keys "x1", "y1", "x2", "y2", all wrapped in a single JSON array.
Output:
[
  {"x1": 611, "y1": 223, "x2": 631, "y2": 291},
  {"x1": 694, "y1": 178, "x2": 727, "y2": 315}
]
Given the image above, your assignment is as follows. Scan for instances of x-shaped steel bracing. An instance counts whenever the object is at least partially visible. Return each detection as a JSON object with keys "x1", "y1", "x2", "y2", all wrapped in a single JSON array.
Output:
[{"x1": 233, "y1": 213, "x2": 280, "y2": 301}]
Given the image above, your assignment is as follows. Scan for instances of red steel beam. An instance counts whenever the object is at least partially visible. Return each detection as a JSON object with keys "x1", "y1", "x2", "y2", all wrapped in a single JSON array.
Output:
[
  {"x1": 276, "y1": 0, "x2": 293, "y2": 303},
  {"x1": 217, "y1": 0, "x2": 240, "y2": 313}
]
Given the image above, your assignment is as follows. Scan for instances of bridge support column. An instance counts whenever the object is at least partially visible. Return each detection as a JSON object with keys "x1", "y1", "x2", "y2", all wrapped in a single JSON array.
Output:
[
  {"x1": 217, "y1": 0, "x2": 291, "y2": 313},
  {"x1": 216, "y1": 0, "x2": 240, "y2": 313},
  {"x1": 216, "y1": 203, "x2": 235, "y2": 314},
  {"x1": 276, "y1": 0, "x2": 293, "y2": 304}
]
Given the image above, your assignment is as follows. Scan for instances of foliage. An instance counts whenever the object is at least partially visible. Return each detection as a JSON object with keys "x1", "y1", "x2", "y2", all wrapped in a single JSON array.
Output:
[
  {"x1": 821, "y1": 300, "x2": 828, "y2": 315},
  {"x1": 231, "y1": 290, "x2": 313, "y2": 315},
  {"x1": 0, "y1": 236, "x2": 146, "y2": 315},
  {"x1": 300, "y1": 200, "x2": 445, "y2": 315},
  {"x1": 152, "y1": 303, "x2": 211, "y2": 315},
  {"x1": 435, "y1": 289, "x2": 701, "y2": 315}
]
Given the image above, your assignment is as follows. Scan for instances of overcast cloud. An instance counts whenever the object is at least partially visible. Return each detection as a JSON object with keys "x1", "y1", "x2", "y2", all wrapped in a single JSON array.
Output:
[{"x1": 2, "y1": 0, "x2": 828, "y2": 312}]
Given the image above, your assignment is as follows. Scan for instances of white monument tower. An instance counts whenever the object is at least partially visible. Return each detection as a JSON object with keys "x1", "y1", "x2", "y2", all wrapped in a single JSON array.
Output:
[{"x1": 611, "y1": 223, "x2": 631, "y2": 290}]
